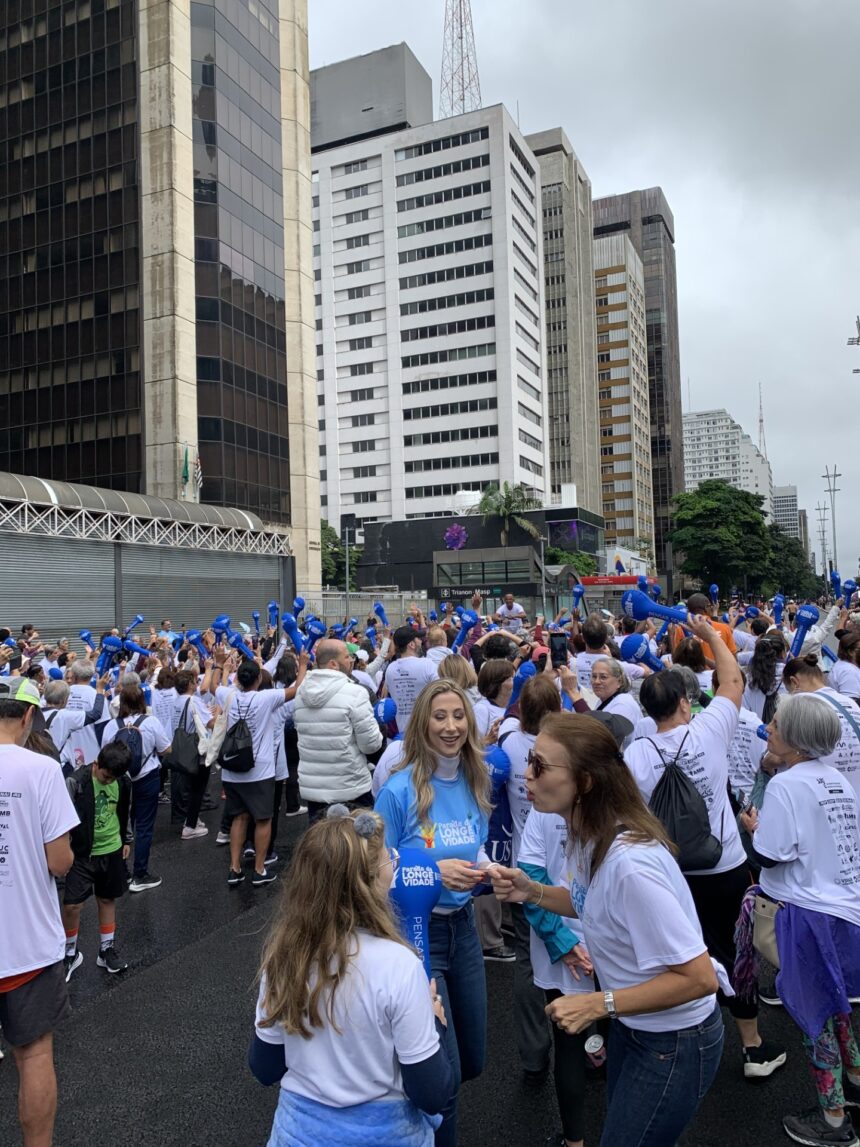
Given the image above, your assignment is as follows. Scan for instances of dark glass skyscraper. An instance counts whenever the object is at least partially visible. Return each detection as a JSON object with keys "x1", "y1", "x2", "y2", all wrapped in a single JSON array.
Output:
[
  {"x1": 190, "y1": 0, "x2": 292, "y2": 521},
  {"x1": 593, "y1": 188, "x2": 683, "y2": 585},
  {"x1": 0, "y1": 0, "x2": 319, "y2": 559},
  {"x1": 0, "y1": 1, "x2": 142, "y2": 490}
]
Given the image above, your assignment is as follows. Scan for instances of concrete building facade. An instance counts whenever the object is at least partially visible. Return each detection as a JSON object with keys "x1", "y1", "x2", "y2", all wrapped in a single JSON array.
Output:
[
  {"x1": 773, "y1": 484, "x2": 800, "y2": 537},
  {"x1": 0, "y1": 0, "x2": 320, "y2": 587},
  {"x1": 593, "y1": 233, "x2": 654, "y2": 558},
  {"x1": 525, "y1": 128, "x2": 600, "y2": 514},
  {"x1": 593, "y1": 188, "x2": 683, "y2": 583},
  {"x1": 311, "y1": 48, "x2": 548, "y2": 532},
  {"x1": 683, "y1": 408, "x2": 773, "y2": 518}
]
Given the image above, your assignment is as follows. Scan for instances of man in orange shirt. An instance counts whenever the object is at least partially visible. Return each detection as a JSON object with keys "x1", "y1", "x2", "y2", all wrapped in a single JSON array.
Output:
[{"x1": 672, "y1": 592, "x2": 738, "y2": 659}]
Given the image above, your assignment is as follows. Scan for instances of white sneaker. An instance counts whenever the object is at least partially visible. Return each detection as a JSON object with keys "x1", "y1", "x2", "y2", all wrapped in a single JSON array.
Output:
[
  {"x1": 285, "y1": 805, "x2": 308, "y2": 818},
  {"x1": 215, "y1": 830, "x2": 231, "y2": 845},
  {"x1": 182, "y1": 824, "x2": 208, "y2": 840}
]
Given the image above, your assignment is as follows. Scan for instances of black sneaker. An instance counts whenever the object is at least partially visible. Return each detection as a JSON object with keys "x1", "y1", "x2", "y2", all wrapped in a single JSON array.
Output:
[
  {"x1": 227, "y1": 869, "x2": 245, "y2": 886},
  {"x1": 265, "y1": 851, "x2": 279, "y2": 865},
  {"x1": 743, "y1": 1039, "x2": 787, "y2": 1079},
  {"x1": 783, "y1": 1107, "x2": 859, "y2": 1146},
  {"x1": 129, "y1": 872, "x2": 162, "y2": 893},
  {"x1": 243, "y1": 844, "x2": 256, "y2": 860},
  {"x1": 96, "y1": 946, "x2": 128, "y2": 974},
  {"x1": 845, "y1": 1077, "x2": 860, "y2": 1109},
  {"x1": 483, "y1": 944, "x2": 516, "y2": 963},
  {"x1": 63, "y1": 951, "x2": 83, "y2": 982},
  {"x1": 251, "y1": 869, "x2": 277, "y2": 886},
  {"x1": 759, "y1": 981, "x2": 783, "y2": 1006}
]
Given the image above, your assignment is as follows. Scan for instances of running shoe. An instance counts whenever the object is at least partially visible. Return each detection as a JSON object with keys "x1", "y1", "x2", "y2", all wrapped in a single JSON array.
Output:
[
  {"x1": 251, "y1": 869, "x2": 277, "y2": 886},
  {"x1": 63, "y1": 951, "x2": 83, "y2": 982},
  {"x1": 96, "y1": 946, "x2": 128, "y2": 974},
  {"x1": 743, "y1": 1040, "x2": 787, "y2": 1079},
  {"x1": 129, "y1": 873, "x2": 162, "y2": 893},
  {"x1": 783, "y1": 1107, "x2": 859, "y2": 1146}
]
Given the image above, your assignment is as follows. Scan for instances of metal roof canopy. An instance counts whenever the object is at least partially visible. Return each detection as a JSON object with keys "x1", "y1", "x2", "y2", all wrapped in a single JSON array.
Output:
[{"x1": 0, "y1": 472, "x2": 263, "y2": 531}]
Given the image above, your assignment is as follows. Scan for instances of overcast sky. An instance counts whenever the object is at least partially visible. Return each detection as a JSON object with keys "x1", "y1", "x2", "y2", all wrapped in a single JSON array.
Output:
[{"x1": 309, "y1": 1, "x2": 860, "y2": 575}]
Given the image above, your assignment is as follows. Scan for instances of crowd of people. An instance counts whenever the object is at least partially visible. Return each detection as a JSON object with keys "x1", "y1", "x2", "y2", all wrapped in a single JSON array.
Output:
[{"x1": 1, "y1": 585, "x2": 860, "y2": 1147}]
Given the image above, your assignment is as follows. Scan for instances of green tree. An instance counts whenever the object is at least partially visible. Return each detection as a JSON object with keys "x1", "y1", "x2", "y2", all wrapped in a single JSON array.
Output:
[
  {"x1": 545, "y1": 546, "x2": 597, "y2": 577},
  {"x1": 320, "y1": 519, "x2": 362, "y2": 591},
  {"x1": 473, "y1": 482, "x2": 541, "y2": 546},
  {"x1": 762, "y1": 523, "x2": 820, "y2": 600},
  {"x1": 670, "y1": 480, "x2": 771, "y2": 593}
]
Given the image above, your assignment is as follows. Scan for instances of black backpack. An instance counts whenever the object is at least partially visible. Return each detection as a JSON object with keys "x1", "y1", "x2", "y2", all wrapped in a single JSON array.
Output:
[
  {"x1": 646, "y1": 733, "x2": 723, "y2": 872},
  {"x1": 113, "y1": 715, "x2": 148, "y2": 778},
  {"x1": 41, "y1": 711, "x2": 63, "y2": 764},
  {"x1": 164, "y1": 699, "x2": 202, "y2": 777},
  {"x1": 217, "y1": 699, "x2": 255, "y2": 773}
]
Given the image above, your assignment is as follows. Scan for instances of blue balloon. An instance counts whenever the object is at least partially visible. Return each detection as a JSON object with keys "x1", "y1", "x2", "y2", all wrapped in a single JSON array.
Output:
[
  {"x1": 790, "y1": 604, "x2": 820, "y2": 658},
  {"x1": 621, "y1": 589, "x2": 688, "y2": 627},
  {"x1": 281, "y1": 613, "x2": 304, "y2": 653},
  {"x1": 292, "y1": 597, "x2": 305, "y2": 617},
  {"x1": 122, "y1": 613, "x2": 144, "y2": 638},
  {"x1": 452, "y1": 609, "x2": 479, "y2": 651},
  {"x1": 79, "y1": 629, "x2": 94, "y2": 649},
  {"x1": 374, "y1": 698, "x2": 397, "y2": 726},
  {"x1": 389, "y1": 850, "x2": 442, "y2": 980},
  {"x1": 508, "y1": 661, "x2": 537, "y2": 709},
  {"x1": 373, "y1": 601, "x2": 390, "y2": 628},
  {"x1": 620, "y1": 633, "x2": 664, "y2": 674},
  {"x1": 267, "y1": 601, "x2": 280, "y2": 630},
  {"x1": 831, "y1": 571, "x2": 842, "y2": 601},
  {"x1": 842, "y1": 579, "x2": 858, "y2": 608},
  {"x1": 252, "y1": 610, "x2": 261, "y2": 635},
  {"x1": 123, "y1": 639, "x2": 151, "y2": 657},
  {"x1": 709, "y1": 584, "x2": 719, "y2": 605},
  {"x1": 304, "y1": 617, "x2": 327, "y2": 654},
  {"x1": 228, "y1": 630, "x2": 256, "y2": 660},
  {"x1": 185, "y1": 629, "x2": 210, "y2": 661}
]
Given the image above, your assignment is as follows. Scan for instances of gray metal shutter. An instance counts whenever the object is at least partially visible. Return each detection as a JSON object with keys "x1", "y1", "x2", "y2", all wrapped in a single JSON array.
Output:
[
  {"x1": 0, "y1": 532, "x2": 115, "y2": 642},
  {"x1": 119, "y1": 546, "x2": 280, "y2": 633}
]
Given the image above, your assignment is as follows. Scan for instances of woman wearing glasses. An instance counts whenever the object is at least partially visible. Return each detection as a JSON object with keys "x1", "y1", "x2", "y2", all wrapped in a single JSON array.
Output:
[
  {"x1": 375, "y1": 680, "x2": 493, "y2": 1147},
  {"x1": 250, "y1": 806, "x2": 454, "y2": 1146},
  {"x1": 491, "y1": 712, "x2": 727, "y2": 1147}
]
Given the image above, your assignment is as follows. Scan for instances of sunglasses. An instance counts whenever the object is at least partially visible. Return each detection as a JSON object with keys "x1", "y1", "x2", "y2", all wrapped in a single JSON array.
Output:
[
  {"x1": 527, "y1": 749, "x2": 565, "y2": 779},
  {"x1": 382, "y1": 847, "x2": 400, "y2": 876}
]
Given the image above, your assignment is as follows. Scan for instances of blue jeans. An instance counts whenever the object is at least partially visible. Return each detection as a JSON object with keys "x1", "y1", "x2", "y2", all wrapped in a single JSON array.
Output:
[
  {"x1": 130, "y1": 768, "x2": 161, "y2": 877},
  {"x1": 602, "y1": 1003, "x2": 724, "y2": 1146},
  {"x1": 428, "y1": 903, "x2": 487, "y2": 1147}
]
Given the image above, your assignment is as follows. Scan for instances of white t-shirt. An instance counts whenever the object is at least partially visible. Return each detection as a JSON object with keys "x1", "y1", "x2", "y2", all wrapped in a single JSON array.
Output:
[
  {"x1": 371, "y1": 737, "x2": 405, "y2": 797},
  {"x1": 518, "y1": 810, "x2": 594, "y2": 994},
  {"x1": 100, "y1": 714, "x2": 171, "y2": 781},
  {"x1": 272, "y1": 703, "x2": 291, "y2": 782},
  {"x1": 579, "y1": 839, "x2": 720, "y2": 1032},
  {"x1": 500, "y1": 725, "x2": 534, "y2": 861},
  {"x1": 622, "y1": 696, "x2": 747, "y2": 875},
  {"x1": 734, "y1": 630, "x2": 757, "y2": 653},
  {"x1": 473, "y1": 697, "x2": 506, "y2": 738},
  {"x1": 255, "y1": 932, "x2": 438, "y2": 1106},
  {"x1": 827, "y1": 661, "x2": 860, "y2": 701},
  {"x1": 742, "y1": 668, "x2": 786, "y2": 719},
  {"x1": 756, "y1": 761, "x2": 860, "y2": 927},
  {"x1": 726, "y1": 707, "x2": 767, "y2": 793},
  {"x1": 384, "y1": 657, "x2": 438, "y2": 732},
  {"x1": 215, "y1": 686, "x2": 285, "y2": 783},
  {"x1": 497, "y1": 602, "x2": 526, "y2": 634},
  {"x1": 0, "y1": 745, "x2": 80, "y2": 977},
  {"x1": 695, "y1": 670, "x2": 714, "y2": 693},
  {"x1": 43, "y1": 708, "x2": 86, "y2": 768},
  {"x1": 171, "y1": 691, "x2": 210, "y2": 735},
  {"x1": 67, "y1": 682, "x2": 99, "y2": 713},
  {"x1": 151, "y1": 687, "x2": 177, "y2": 739},
  {"x1": 575, "y1": 651, "x2": 644, "y2": 694},
  {"x1": 600, "y1": 692, "x2": 642, "y2": 745},
  {"x1": 814, "y1": 687, "x2": 860, "y2": 800}
]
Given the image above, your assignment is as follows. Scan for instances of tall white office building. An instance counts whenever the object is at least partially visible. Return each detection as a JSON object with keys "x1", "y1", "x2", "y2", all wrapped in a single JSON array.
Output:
[
  {"x1": 311, "y1": 46, "x2": 548, "y2": 533},
  {"x1": 683, "y1": 408, "x2": 773, "y2": 518},
  {"x1": 773, "y1": 485, "x2": 800, "y2": 537}
]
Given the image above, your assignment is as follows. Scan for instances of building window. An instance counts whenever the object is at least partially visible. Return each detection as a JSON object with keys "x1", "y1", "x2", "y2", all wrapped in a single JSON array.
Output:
[
  {"x1": 402, "y1": 343, "x2": 496, "y2": 369},
  {"x1": 401, "y1": 315, "x2": 495, "y2": 342},
  {"x1": 344, "y1": 260, "x2": 371, "y2": 275},
  {"x1": 343, "y1": 159, "x2": 369, "y2": 175},
  {"x1": 400, "y1": 260, "x2": 494, "y2": 290},
  {"x1": 398, "y1": 233, "x2": 493, "y2": 265},
  {"x1": 349, "y1": 388, "x2": 375, "y2": 402},
  {"x1": 397, "y1": 206, "x2": 490, "y2": 239},
  {"x1": 347, "y1": 285, "x2": 372, "y2": 299},
  {"x1": 395, "y1": 152, "x2": 490, "y2": 188},
  {"x1": 400, "y1": 287, "x2": 494, "y2": 316},
  {"x1": 405, "y1": 452, "x2": 499, "y2": 473},
  {"x1": 344, "y1": 184, "x2": 370, "y2": 199},
  {"x1": 346, "y1": 234, "x2": 371, "y2": 249},
  {"x1": 343, "y1": 208, "x2": 371, "y2": 225},
  {"x1": 349, "y1": 337, "x2": 373, "y2": 351},
  {"x1": 403, "y1": 396, "x2": 498, "y2": 421},
  {"x1": 350, "y1": 362, "x2": 375, "y2": 376},
  {"x1": 395, "y1": 126, "x2": 489, "y2": 161},
  {"x1": 397, "y1": 180, "x2": 491, "y2": 213},
  {"x1": 401, "y1": 369, "x2": 497, "y2": 395},
  {"x1": 351, "y1": 413, "x2": 376, "y2": 427},
  {"x1": 519, "y1": 455, "x2": 543, "y2": 476},
  {"x1": 352, "y1": 490, "x2": 378, "y2": 503}
]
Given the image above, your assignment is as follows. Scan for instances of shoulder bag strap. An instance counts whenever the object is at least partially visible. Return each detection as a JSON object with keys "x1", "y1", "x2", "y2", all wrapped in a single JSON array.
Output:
[{"x1": 817, "y1": 691, "x2": 860, "y2": 743}]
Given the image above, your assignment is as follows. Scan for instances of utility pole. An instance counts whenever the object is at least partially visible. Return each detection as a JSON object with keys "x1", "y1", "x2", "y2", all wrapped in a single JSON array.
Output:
[
  {"x1": 822, "y1": 466, "x2": 841, "y2": 574},
  {"x1": 815, "y1": 502, "x2": 829, "y2": 581}
]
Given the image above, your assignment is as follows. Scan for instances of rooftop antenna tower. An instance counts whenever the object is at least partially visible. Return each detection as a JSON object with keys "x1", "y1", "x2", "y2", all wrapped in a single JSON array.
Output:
[
  {"x1": 816, "y1": 501, "x2": 829, "y2": 576},
  {"x1": 758, "y1": 382, "x2": 768, "y2": 459},
  {"x1": 440, "y1": 0, "x2": 482, "y2": 119}
]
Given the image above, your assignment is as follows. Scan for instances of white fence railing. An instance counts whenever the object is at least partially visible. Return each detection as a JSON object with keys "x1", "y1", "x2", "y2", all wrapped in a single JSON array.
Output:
[{"x1": 294, "y1": 590, "x2": 429, "y2": 627}]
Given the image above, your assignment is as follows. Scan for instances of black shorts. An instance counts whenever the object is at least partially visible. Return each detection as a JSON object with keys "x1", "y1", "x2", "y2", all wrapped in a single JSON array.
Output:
[
  {"x1": 0, "y1": 961, "x2": 70, "y2": 1047},
  {"x1": 223, "y1": 778, "x2": 275, "y2": 822},
  {"x1": 63, "y1": 848, "x2": 127, "y2": 905}
]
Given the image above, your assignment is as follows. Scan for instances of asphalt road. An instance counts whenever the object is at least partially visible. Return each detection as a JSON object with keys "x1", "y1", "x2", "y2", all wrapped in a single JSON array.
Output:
[{"x1": 0, "y1": 785, "x2": 822, "y2": 1147}]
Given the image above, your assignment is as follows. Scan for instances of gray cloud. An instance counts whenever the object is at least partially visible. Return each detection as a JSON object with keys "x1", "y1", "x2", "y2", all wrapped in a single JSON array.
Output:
[{"x1": 310, "y1": 0, "x2": 860, "y2": 575}]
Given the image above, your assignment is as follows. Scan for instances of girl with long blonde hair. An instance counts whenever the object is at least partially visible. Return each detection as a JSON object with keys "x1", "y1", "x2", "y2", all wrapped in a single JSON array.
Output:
[
  {"x1": 375, "y1": 680, "x2": 492, "y2": 1147},
  {"x1": 251, "y1": 807, "x2": 452, "y2": 1146}
]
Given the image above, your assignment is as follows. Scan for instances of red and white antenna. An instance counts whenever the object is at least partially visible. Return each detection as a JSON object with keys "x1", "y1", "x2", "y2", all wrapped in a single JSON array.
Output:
[{"x1": 440, "y1": 0, "x2": 482, "y2": 119}]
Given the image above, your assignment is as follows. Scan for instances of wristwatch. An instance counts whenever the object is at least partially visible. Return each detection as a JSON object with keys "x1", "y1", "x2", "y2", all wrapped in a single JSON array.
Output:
[{"x1": 603, "y1": 990, "x2": 617, "y2": 1018}]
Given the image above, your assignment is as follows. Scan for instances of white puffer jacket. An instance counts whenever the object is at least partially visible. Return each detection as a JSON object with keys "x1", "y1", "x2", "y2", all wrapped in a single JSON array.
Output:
[{"x1": 294, "y1": 669, "x2": 383, "y2": 803}]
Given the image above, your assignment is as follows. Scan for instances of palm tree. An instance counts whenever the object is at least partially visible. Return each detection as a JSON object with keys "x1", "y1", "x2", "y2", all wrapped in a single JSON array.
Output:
[{"x1": 473, "y1": 482, "x2": 542, "y2": 546}]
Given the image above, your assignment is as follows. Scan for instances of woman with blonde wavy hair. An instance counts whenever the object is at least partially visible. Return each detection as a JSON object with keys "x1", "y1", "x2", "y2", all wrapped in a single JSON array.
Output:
[
  {"x1": 375, "y1": 680, "x2": 492, "y2": 1147},
  {"x1": 250, "y1": 806, "x2": 453, "y2": 1146}
]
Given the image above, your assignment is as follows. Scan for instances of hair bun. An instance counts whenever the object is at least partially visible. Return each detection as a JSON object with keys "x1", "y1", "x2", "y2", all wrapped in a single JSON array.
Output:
[
  {"x1": 803, "y1": 653, "x2": 819, "y2": 666},
  {"x1": 326, "y1": 803, "x2": 350, "y2": 819},
  {"x1": 353, "y1": 813, "x2": 377, "y2": 839}
]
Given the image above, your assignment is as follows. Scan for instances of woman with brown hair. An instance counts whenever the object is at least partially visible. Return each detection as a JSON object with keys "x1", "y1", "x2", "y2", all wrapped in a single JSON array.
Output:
[
  {"x1": 251, "y1": 807, "x2": 453, "y2": 1146},
  {"x1": 436, "y1": 652, "x2": 480, "y2": 706},
  {"x1": 491, "y1": 711, "x2": 726, "y2": 1147},
  {"x1": 375, "y1": 680, "x2": 492, "y2": 1147},
  {"x1": 473, "y1": 658, "x2": 515, "y2": 737},
  {"x1": 673, "y1": 636, "x2": 714, "y2": 693},
  {"x1": 828, "y1": 631, "x2": 860, "y2": 702}
]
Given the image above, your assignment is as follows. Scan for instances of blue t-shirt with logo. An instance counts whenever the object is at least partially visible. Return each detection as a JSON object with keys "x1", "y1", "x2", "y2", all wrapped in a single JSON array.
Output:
[{"x1": 375, "y1": 765, "x2": 489, "y2": 911}]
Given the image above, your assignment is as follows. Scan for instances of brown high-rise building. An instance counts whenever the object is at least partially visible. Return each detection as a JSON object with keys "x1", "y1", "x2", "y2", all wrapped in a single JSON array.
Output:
[{"x1": 593, "y1": 188, "x2": 682, "y2": 585}]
